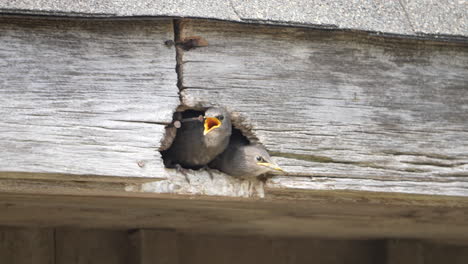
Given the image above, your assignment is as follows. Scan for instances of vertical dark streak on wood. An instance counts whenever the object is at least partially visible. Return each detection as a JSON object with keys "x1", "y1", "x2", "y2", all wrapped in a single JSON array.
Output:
[
  {"x1": 174, "y1": 19, "x2": 184, "y2": 93},
  {"x1": 53, "y1": 228, "x2": 57, "y2": 264}
]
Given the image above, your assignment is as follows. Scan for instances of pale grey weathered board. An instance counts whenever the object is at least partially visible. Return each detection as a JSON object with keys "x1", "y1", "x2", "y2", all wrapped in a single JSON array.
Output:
[
  {"x1": 180, "y1": 20, "x2": 468, "y2": 196},
  {"x1": 1, "y1": 17, "x2": 468, "y2": 198},
  {"x1": 0, "y1": 17, "x2": 272, "y2": 198},
  {"x1": 0, "y1": 18, "x2": 179, "y2": 177}
]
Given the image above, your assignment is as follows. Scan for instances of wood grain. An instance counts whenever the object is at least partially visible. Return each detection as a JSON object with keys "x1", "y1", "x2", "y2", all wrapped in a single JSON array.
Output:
[
  {"x1": 0, "y1": 17, "x2": 283, "y2": 198},
  {"x1": 55, "y1": 229, "x2": 131, "y2": 264},
  {"x1": 179, "y1": 19, "x2": 468, "y2": 196},
  {"x1": 1, "y1": 17, "x2": 468, "y2": 199},
  {"x1": 386, "y1": 240, "x2": 424, "y2": 264},
  {"x1": 0, "y1": 17, "x2": 179, "y2": 178},
  {"x1": 0, "y1": 227, "x2": 54, "y2": 264},
  {"x1": 1, "y1": 191, "x2": 468, "y2": 240},
  {"x1": 178, "y1": 234, "x2": 385, "y2": 264},
  {"x1": 131, "y1": 230, "x2": 179, "y2": 264},
  {"x1": 2, "y1": 226, "x2": 468, "y2": 263}
]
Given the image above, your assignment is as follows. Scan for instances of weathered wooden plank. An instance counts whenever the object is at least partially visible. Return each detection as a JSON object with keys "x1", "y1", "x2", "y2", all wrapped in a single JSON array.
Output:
[
  {"x1": 386, "y1": 239, "x2": 424, "y2": 264},
  {"x1": 0, "y1": 17, "x2": 275, "y2": 198},
  {"x1": 421, "y1": 240, "x2": 468, "y2": 264},
  {"x1": 135, "y1": 232, "x2": 385, "y2": 264},
  {"x1": 2, "y1": 226, "x2": 467, "y2": 263},
  {"x1": 0, "y1": 17, "x2": 178, "y2": 178},
  {"x1": 387, "y1": 239, "x2": 468, "y2": 264},
  {"x1": 1, "y1": 191, "x2": 468, "y2": 240},
  {"x1": 0, "y1": 227, "x2": 54, "y2": 264},
  {"x1": 55, "y1": 229, "x2": 131, "y2": 264},
  {"x1": 179, "y1": 19, "x2": 468, "y2": 196},
  {"x1": 131, "y1": 230, "x2": 179, "y2": 264},
  {"x1": 1, "y1": 17, "x2": 467, "y2": 200},
  {"x1": 267, "y1": 238, "x2": 385, "y2": 264},
  {"x1": 178, "y1": 234, "x2": 385, "y2": 264},
  {"x1": 133, "y1": 231, "x2": 385, "y2": 264}
]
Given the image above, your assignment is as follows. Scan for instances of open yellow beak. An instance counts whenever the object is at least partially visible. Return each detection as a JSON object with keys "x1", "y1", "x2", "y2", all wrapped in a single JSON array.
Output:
[
  {"x1": 257, "y1": 162, "x2": 284, "y2": 172},
  {"x1": 203, "y1": 117, "x2": 221, "y2": 135}
]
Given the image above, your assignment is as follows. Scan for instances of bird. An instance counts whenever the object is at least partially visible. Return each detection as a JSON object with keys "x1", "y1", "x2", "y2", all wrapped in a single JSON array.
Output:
[
  {"x1": 161, "y1": 107, "x2": 232, "y2": 169},
  {"x1": 209, "y1": 138, "x2": 283, "y2": 178}
]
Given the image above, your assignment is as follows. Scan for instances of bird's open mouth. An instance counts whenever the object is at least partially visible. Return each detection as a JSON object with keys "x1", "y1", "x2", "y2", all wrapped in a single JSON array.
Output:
[{"x1": 204, "y1": 117, "x2": 221, "y2": 135}]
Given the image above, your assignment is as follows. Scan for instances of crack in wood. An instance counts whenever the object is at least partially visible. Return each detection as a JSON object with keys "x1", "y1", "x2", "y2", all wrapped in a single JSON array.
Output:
[
  {"x1": 270, "y1": 151, "x2": 432, "y2": 173},
  {"x1": 111, "y1": 119, "x2": 171, "y2": 126},
  {"x1": 401, "y1": 161, "x2": 467, "y2": 168},
  {"x1": 381, "y1": 150, "x2": 460, "y2": 161}
]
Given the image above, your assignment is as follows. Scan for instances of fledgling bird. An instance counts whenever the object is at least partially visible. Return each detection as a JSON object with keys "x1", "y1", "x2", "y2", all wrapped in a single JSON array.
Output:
[
  {"x1": 161, "y1": 107, "x2": 232, "y2": 169},
  {"x1": 210, "y1": 139, "x2": 283, "y2": 178}
]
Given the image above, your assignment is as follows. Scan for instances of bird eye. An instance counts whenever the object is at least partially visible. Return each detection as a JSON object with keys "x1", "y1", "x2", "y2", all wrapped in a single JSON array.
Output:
[
  {"x1": 256, "y1": 156, "x2": 263, "y2": 162},
  {"x1": 217, "y1": 115, "x2": 224, "y2": 121}
]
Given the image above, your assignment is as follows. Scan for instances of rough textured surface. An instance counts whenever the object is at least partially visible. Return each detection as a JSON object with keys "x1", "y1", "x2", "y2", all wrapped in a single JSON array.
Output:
[
  {"x1": 231, "y1": 0, "x2": 413, "y2": 34},
  {"x1": 0, "y1": 227, "x2": 54, "y2": 264},
  {"x1": 2, "y1": 227, "x2": 468, "y2": 263},
  {"x1": 386, "y1": 239, "x2": 468, "y2": 264},
  {"x1": 1, "y1": 17, "x2": 467, "y2": 198},
  {"x1": 180, "y1": 20, "x2": 468, "y2": 197},
  {"x1": 0, "y1": 0, "x2": 466, "y2": 39},
  {"x1": 0, "y1": 17, "x2": 270, "y2": 198},
  {"x1": 1, "y1": 191, "x2": 468, "y2": 240},
  {"x1": 176, "y1": 232, "x2": 385, "y2": 264},
  {"x1": 131, "y1": 230, "x2": 179, "y2": 264},
  {"x1": 402, "y1": 0, "x2": 468, "y2": 36},
  {"x1": 0, "y1": 17, "x2": 178, "y2": 178},
  {"x1": 56, "y1": 229, "x2": 132, "y2": 264}
]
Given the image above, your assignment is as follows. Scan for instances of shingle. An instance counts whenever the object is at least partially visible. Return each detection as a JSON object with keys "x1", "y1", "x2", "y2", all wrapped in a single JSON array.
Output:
[
  {"x1": 0, "y1": 0, "x2": 466, "y2": 39},
  {"x1": 400, "y1": 0, "x2": 468, "y2": 36}
]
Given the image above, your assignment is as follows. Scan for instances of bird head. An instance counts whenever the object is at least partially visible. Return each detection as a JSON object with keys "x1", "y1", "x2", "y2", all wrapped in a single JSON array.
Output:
[
  {"x1": 244, "y1": 144, "x2": 284, "y2": 176},
  {"x1": 203, "y1": 107, "x2": 231, "y2": 136}
]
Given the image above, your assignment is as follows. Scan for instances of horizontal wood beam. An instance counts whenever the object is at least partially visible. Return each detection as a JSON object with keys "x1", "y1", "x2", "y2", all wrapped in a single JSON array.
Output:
[
  {"x1": 0, "y1": 17, "x2": 467, "y2": 200},
  {"x1": 179, "y1": 19, "x2": 468, "y2": 196},
  {"x1": 3, "y1": 226, "x2": 468, "y2": 263},
  {"x1": 1, "y1": 186, "x2": 468, "y2": 240}
]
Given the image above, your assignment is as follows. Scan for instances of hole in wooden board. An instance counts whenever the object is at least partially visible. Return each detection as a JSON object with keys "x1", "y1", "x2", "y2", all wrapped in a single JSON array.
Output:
[{"x1": 159, "y1": 108, "x2": 255, "y2": 171}]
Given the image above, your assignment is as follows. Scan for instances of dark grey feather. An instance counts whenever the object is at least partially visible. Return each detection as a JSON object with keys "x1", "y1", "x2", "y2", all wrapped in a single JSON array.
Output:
[{"x1": 162, "y1": 107, "x2": 231, "y2": 169}]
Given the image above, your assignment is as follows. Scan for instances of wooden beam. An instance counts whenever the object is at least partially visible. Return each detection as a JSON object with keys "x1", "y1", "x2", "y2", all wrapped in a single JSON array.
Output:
[
  {"x1": 0, "y1": 17, "x2": 272, "y2": 197},
  {"x1": 1, "y1": 190, "x2": 468, "y2": 240},
  {"x1": 0, "y1": 227, "x2": 54, "y2": 264},
  {"x1": 131, "y1": 230, "x2": 179, "y2": 264},
  {"x1": 1, "y1": 17, "x2": 467, "y2": 199},
  {"x1": 179, "y1": 19, "x2": 468, "y2": 196},
  {"x1": 386, "y1": 239, "x2": 423, "y2": 264},
  {"x1": 386, "y1": 239, "x2": 468, "y2": 264},
  {"x1": 0, "y1": 17, "x2": 179, "y2": 178},
  {"x1": 55, "y1": 229, "x2": 132, "y2": 264},
  {"x1": 177, "y1": 234, "x2": 386, "y2": 264}
]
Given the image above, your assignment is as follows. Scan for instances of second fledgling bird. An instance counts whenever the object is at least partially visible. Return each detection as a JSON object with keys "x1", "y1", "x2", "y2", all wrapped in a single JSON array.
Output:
[{"x1": 210, "y1": 140, "x2": 283, "y2": 178}]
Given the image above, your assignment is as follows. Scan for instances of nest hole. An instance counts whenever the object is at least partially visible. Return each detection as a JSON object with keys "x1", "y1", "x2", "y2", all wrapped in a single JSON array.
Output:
[{"x1": 159, "y1": 107, "x2": 258, "y2": 170}]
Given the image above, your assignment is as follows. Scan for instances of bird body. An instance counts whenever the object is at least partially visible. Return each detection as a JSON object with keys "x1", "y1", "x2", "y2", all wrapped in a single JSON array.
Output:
[
  {"x1": 210, "y1": 140, "x2": 283, "y2": 178},
  {"x1": 161, "y1": 107, "x2": 231, "y2": 169}
]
